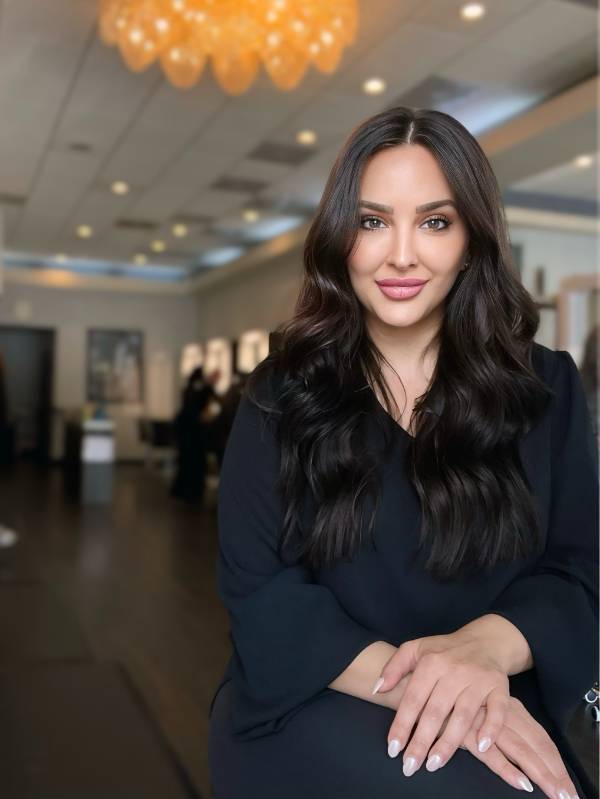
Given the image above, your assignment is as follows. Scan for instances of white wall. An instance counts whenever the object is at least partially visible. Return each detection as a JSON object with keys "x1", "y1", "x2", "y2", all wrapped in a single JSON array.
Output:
[
  {"x1": 0, "y1": 281, "x2": 199, "y2": 459},
  {"x1": 512, "y1": 224, "x2": 597, "y2": 353},
  {"x1": 195, "y1": 247, "x2": 303, "y2": 340},
  {"x1": 513, "y1": 226, "x2": 597, "y2": 297}
]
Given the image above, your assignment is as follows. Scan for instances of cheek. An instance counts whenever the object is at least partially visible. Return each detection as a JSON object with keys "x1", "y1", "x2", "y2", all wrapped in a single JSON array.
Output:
[{"x1": 348, "y1": 236, "x2": 384, "y2": 272}]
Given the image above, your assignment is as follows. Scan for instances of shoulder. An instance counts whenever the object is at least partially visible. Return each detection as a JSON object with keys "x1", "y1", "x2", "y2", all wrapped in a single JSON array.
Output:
[
  {"x1": 531, "y1": 342, "x2": 598, "y2": 468},
  {"x1": 229, "y1": 360, "x2": 284, "y2": 445},
  {"x1": 530, "y1": 341, "x2": 573, "y2": 390}
]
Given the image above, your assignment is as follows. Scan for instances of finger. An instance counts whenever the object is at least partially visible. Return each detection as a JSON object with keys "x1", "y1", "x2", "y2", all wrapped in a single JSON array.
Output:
[
  {"x1": 420, "y1": 686, "x2": 482, "y2": 774},
  {"x1": 461, "y1": 736, "x2": 536, "y2": 794},
  {"x1": 386, "y1": 664, "x2": 438, "y2": 760},
  {"x1": 495, "y1": 725, "x2": 579, "y2": 799},
  {"x1": 474, "y1": 684, "x2": 510, "y2": 754},
  {"x1": 373, "y1": 640, "x2": 419, "y2": 695},
  {"x1": 397, "y1": 680, "x2": 461, "y2": 775},
  {"x1": 502, "y1": 704, "x2": 580, "y2": 799}
]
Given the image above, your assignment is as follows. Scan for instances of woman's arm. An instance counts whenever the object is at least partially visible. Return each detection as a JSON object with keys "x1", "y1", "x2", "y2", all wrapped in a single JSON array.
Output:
[
  {"x1": 328, "y1": 641, "x2": 408, "y2": 710},
  {"x1": 327, "y1": 612, "x2": 533, "y2": 712}
]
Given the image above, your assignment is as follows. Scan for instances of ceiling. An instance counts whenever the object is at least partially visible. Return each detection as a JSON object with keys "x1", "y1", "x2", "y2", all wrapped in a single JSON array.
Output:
[{"x1": 0, "y1": 0, "x2": 597, "y2": 283}]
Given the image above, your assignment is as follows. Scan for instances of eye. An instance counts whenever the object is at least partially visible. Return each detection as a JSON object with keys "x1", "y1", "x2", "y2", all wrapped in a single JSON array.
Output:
[
  {"x1": 359, "y1": 215, "x2": 386, "y2": 231},
  {"x1": 422, "y1": 215, "x2": 451, "y2": 231}
]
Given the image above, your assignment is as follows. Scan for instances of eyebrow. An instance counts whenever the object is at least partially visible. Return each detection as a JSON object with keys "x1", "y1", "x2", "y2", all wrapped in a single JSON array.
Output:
[{"x1": 359, "y1": 199, "x2": 457, "y2": 214}]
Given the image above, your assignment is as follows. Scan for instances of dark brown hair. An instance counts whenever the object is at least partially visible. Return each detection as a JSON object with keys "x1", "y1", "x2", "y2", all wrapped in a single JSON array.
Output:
[{"x1": 245, "y1": 106, "x2": 553, "y2": 582}]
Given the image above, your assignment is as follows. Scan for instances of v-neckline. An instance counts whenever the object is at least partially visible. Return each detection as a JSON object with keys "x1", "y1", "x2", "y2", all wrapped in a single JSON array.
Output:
[{"x1": 367, "y1": 386, "x2": 415, "y2": 440}]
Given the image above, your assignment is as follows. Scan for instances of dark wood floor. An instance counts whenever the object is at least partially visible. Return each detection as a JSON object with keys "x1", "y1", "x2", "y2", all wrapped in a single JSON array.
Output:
[
  {"x1": 0, "y1": 462, "x2": 231, "y2": 798},
  {"x1": 0, "y1": 462, "x2": 596, "y2": 798}
]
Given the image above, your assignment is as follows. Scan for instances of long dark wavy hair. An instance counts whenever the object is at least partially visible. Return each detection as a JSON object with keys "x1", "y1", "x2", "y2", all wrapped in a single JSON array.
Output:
[{"x1": 244, "y1": 106, "x2": 554, "y2": 582}]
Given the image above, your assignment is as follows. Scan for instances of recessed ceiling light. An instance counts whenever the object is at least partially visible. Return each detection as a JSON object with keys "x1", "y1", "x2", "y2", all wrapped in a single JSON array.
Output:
[
  {"x1": 76, "y1": 224, "x2": 93, "y2": 238},
  {"x1": 111, "y1": 180, "x2": 130, "y2": 195},
  {"x1": 172, "y1": 223, "x2": 188, "y2": 237},
  {"x1": 243, "y1": 208, "x2": 260, "y2": 223},
  {"x1": 150, "y1": 239, "x2": 166, "y2": 252},
  {"x1": 574, "y1": 154, "x2": 594, "y2": 169},
  {"x1": 297, "y1": 129, "x2": 317, "y2": 146},
  {"x1": 363, "y1": 77, "x2": 386, "y2": 95},
  {"x1": 460, "y1": 2, "x2": 486, "y2": 21},
  {"x1": 54, "y1": 253, "x2": 68, "y2": 263},
  {"x1": 133, "y1": 253, "x2": 148, "y2": 265}
]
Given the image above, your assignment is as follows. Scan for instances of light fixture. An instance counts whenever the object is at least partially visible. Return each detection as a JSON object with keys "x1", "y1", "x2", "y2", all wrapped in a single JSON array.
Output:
[
  {"x1": 363, "y1": 77, "x2": 386, "y2": 95},
  {"x1": 98, "y1": 0, "x2": 359, "y2": 95},
  {"x1": 243, "y1": 209, "x2": 260, "y2": 223},
  {"x1": 111, "y1": 180, "x2": 130, "y2": 195},
  {"x1": 150, "y1": 239, "x2": 166, "y2": 252},
  {"x1": 297, "y1": 129, "x2": 317, "y2": 146},
  {"x1": 76, "y1": 224, "x2": 93, "y2": 238},
  {"x1": 460, "y1": 3, "x2": 486, "y2": 21},
  {"x1": 172, "y1": 223, "x2": 188, "y2": 237},
  {"x1": 133, "y1": 253, "x2": 148, "y2": 265},
  {"x1": 574, "y1": 154, "x2": 594, "y2": 169}
]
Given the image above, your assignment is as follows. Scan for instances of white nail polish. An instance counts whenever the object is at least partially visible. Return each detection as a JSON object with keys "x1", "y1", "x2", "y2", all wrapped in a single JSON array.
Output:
[
  {"x1": 426, "y1": 754, "x2": 442, "y2": 772},
  {"x1": 387, "y1": 738, "x2": 401, "y2": 758},
  {"x1": 557, "y1": 790, "x2": 571, "y2": 799},
  {"x1": 403, "y1": 756, "x2": 418, "y2": 776},
  {"x1": 518, "y1": 777, "x2": 533, "y2": 792},
  {"x1": 478, "y1": 736, "x2": 491, "y2": 753},
  {"x1": 372, "y1": 677, "x2": 384, "y2": 695}
]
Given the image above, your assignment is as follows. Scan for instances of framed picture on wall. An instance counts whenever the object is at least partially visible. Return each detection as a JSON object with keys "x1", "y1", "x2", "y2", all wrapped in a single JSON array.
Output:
[{"x1": 87, "y1": 329, "x2": 144, "y2": 404}]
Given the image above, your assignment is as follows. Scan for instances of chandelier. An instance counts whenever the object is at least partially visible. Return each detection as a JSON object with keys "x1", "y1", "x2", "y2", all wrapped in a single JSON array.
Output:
[{"x1": 98, "y1": 0, "x2": 359, "y2": 95}]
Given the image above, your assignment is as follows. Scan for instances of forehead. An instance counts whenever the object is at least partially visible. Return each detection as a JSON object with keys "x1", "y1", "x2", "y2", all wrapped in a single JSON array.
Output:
[{"x1": 360, "y1": 144, "x2": 451, "y2": 196}]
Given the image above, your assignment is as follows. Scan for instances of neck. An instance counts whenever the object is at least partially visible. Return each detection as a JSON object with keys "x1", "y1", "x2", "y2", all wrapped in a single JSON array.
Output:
[{"x1": 365, "y1": 308, "x2": 442, "y2": 379}]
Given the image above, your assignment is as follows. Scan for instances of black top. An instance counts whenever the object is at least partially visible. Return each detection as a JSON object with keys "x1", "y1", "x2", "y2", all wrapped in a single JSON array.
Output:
[{"x1": 212, "y1": 343, "x2": 598, "y2": 776}]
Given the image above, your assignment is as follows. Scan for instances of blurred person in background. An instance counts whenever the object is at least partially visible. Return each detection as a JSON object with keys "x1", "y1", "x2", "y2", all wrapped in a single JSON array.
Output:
[{"x1": 170, "y1": 366, "x2": 220, "y2": 505}]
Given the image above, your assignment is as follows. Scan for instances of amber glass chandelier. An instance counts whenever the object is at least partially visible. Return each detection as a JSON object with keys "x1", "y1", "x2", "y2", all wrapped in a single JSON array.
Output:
[{"x1": 99, "y1": 0, "x2": 359, "y2": 95}]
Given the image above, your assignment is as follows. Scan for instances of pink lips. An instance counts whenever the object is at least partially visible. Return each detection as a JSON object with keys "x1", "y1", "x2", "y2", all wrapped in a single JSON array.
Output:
[
  {"x1": 376, "y1": 278, "x2": 427, "y2": 287},
  {"x1": 376, "y1": 278, "x2": 428, "y2": 300}
]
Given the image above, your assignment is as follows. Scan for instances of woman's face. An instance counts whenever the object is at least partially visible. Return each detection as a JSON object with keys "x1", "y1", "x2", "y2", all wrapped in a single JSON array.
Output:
[{"x1": 347, "y1": 144, "x2": 469, "y2": 336}]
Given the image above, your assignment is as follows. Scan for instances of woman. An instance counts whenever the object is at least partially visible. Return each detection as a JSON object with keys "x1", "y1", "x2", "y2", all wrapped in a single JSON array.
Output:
[{"x1": 208, "y1": 107, "x2": 598, "y2": 798}]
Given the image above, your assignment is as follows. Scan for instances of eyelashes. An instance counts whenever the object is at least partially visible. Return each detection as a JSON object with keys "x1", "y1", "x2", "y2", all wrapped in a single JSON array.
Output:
[{"x1": 359, "y1": 214, "x2": 452, "y2": 232}]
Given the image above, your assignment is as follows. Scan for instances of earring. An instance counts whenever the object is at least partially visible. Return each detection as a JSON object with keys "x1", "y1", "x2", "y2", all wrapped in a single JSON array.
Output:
[{"x1": 463, "y1": 260, "x2": 470, "y2": 270}]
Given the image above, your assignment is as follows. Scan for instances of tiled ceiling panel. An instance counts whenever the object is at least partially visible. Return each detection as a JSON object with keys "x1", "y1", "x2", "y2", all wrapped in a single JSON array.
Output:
[{"x1": 0, "y1": 0, "x2": 596, "y2": 275}]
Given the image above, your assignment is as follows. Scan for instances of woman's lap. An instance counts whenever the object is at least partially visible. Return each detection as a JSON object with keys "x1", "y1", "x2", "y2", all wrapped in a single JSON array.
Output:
[{"x1": 209, "y1": 679, "x2": 580, "y2": 798}]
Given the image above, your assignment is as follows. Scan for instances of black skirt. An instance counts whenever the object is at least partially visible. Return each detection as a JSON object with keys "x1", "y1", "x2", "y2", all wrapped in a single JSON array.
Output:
[{"x1": 208, "y1": 677, "x2": 591, "y2": 799}]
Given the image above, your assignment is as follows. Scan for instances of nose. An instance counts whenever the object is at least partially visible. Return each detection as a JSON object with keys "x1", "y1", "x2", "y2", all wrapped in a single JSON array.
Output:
[{"x1": 386, "y1": 224, "x2": 417, "y2": 269}]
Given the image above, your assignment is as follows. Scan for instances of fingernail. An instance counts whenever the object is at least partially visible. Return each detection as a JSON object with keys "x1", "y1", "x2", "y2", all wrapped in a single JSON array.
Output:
[
  {"x1": 372, "y1": 677, "x2": 384, "y2": 695},
  {"x1": 518, "y1": 777, "x2": 533, "y2": 792},
  {"x1": 478, "y1": 736, "x2": 491, "y2": 753},
  {"x1": 557, "y1": 791, "x2": 571, "y2": 799},
  {"x1": 387, "y1": 738, "x2": 401, "y2": 758},
  {"x1": 403, "y1": 756, "x2": 418, "y2": 776},
  {"x1": 426, "y1": 753, "x2": 442, "y2": 772}
]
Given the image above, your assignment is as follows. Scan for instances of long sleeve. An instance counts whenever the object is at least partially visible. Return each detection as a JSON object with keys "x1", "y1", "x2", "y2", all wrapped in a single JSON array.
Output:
[
  {"x1": 215, "y1": 372, "x2": 383, "y2": 740},
  {"x1": 489, "y1": 349, "x2": 599, "y2": 733}
]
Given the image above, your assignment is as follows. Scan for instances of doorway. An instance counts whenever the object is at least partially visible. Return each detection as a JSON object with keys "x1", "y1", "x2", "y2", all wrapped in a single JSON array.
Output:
[{"x1": 0, "y1": 327, "x2": 54, "y2": 463}]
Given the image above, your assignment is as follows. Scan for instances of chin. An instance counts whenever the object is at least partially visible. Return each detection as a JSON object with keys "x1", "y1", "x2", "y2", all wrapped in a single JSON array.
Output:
[{"x1": 376, "y1": 308, "x2": 424, "y2": 328}]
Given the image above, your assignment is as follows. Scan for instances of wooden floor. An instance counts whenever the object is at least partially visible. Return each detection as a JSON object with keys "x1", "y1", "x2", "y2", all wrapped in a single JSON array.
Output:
[
  {"x1": 0, "y1": 462, "x2": 231, "y2": 799},
  {"x1": 0, "y1": 462, "x2": 596, "y2": 798}
]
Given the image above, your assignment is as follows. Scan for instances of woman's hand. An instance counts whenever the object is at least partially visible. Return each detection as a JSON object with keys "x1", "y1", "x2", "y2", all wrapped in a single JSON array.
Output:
[
  {"x1": 373, "y1": 631, "x2": 510, "y2": 775},
  {"x1": 459, "y1": 698, "x2": 580, "y2": 799}
]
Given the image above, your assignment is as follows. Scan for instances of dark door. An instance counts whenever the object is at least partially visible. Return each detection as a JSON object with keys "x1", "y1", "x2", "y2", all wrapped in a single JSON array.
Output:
[{"x1": 0, "y1": 327, "x2": 54, "y2": 463}]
